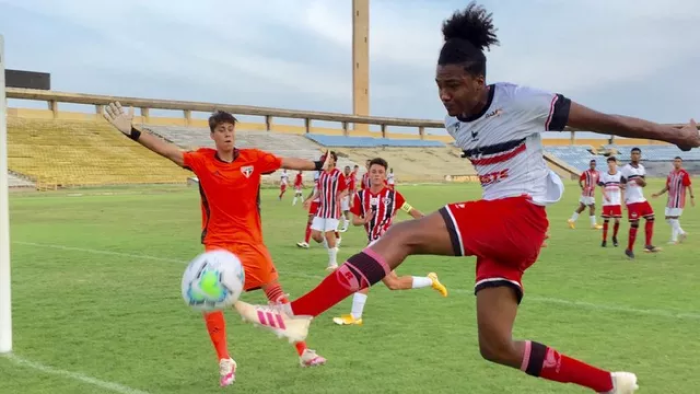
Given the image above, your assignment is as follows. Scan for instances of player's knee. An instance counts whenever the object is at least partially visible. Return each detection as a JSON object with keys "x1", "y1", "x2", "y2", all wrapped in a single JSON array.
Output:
[
  {"x1": 478, "y1": 336, "x2": 517, "y2": 365},
  {"x1": 383, "y1": 277, "x2": 401, "y2": 290}
]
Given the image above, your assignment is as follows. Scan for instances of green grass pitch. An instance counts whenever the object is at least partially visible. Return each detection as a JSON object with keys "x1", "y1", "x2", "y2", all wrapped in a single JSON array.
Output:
[{"x1": 2, "y1": 180, "x2": 699, "y2": 393}]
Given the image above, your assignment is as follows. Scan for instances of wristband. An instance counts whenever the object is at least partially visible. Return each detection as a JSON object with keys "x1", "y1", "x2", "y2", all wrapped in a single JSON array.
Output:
[
  {"x1": 313, "y1": 161, "x2": 323, "y2": 171},
  {"x1": 401, "y1": 203, "x2": 413, "y2": 213},
  {"x1": 129, "y1": 127, "x2": 142, "y2": 141}
]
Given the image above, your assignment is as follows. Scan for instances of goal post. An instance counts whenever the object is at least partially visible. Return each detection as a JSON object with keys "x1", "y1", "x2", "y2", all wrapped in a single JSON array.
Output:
[{"x1": 0, "y1": 34, "x2": 12, "y2": 354}]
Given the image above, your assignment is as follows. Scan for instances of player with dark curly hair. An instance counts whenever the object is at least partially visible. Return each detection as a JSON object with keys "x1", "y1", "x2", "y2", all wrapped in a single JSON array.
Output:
[{"x1": 236, "y1": 3, "x2": 699, "y2": 392}]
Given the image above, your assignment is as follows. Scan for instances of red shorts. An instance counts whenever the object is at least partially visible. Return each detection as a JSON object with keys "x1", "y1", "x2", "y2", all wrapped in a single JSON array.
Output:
[
  {"x1": 205, "y1": 243, "x2": 278, "y2": 292},
  {"x1": 309, "y1": 201, "x2": 320, "y2": 215},
  {"x1": 280, "y1": 184, "x2": 287, "y2": 191},
  {"x1": 602, "y1": 205, "x2": 622, "y2": 218},
  {"x1": 439, "y1": 196, "x2": 548, "y2": 303},
  {"x1": 626, "y1": 201, "x2": 654, "y2": 221}
]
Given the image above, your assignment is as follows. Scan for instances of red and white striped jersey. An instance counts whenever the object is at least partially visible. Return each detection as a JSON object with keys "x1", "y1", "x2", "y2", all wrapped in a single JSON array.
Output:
[
  {"x1": 316, "y1": 168, "x2": 347, "y2": 218},
  {"x1": 294, "y1": 173, "x2": 303, "y2": 188},
  {"x1": 620, "y1": 164, "x2": 646, "y2": 204},
  {"x1": 351, "y1": 187, "x2": 406, "y2": 242},
  {"x1": 349, "y1": 170, "x2": 358, "y2": 191},
  {"x1": 666, "y1": 169, "x2": 691, "y2": 208},
  {"x1": 598, "y1": 171, "x2": 626, "y2": 206},
  {"x1": 445, "y1": 83, "x2": 568, "y2": 205},
  {"x1": 344, "y1": 173, "x2": 353, "y2": 192},
  {"x1": 361, "y1": 172, "x2": 371, "y2": 190},
  {"x1": 579, "y1": 169, "x2": 600, "y2": 197},
  {"x1": 312, "y1": 172, "x2": 321, "y2": 203}
]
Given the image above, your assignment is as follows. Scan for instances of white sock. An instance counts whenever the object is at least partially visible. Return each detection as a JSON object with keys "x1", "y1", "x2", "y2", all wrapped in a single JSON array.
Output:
[
  {"x1": 669, "y1": 219, "x2": 678, "y2": 241},
  {"x1": 343, "y1": 219, "x2": 349, "y2": 230},
  {"x1": 292, "y1": 197, "x2": 298, "y2": 205},
  {"x1": 411, "y1": 276, "x2": 433, "y2": 289},
  {"x1": 350, "y1": 293, "x2": 367, "y2": 319},
  {"x1": 589, "y1": 215, "x2": 597, "y2": 226},
  {"x1": 328, "y1": 246, "x2": 338, "y2": 267},
  {"x1": 571, "y1": 212, "x2": 579, "y2": 221},
  {"x1": 677, "y1": 220, "x2": 685, "y2": 235}
]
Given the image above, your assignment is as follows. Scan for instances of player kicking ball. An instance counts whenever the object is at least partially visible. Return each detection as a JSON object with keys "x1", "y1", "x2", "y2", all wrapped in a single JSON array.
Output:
[
  {"x1": 652, "y1": 156, "x2": 695, "y2": 244},
  {"x1": 568, "y1": 160, "x2": 603, "y2": 230},
  {"x1": 102, "y1": 103, "x2": 327, "y2": 387},
  {"x1": 598, "y1": 157, "x2": 625, "y2": 247},
  {"x1": 234, "y1": 3, "x2": 700, "y2": 393},
  {"x1": 333, "y1": 158, "x2": 447, "y2": 326}
]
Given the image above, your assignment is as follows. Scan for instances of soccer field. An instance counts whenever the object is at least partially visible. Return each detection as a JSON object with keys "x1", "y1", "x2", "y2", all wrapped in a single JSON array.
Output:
[{"x1": 2, "y1": 181, "x2": 699, "y2": 394}]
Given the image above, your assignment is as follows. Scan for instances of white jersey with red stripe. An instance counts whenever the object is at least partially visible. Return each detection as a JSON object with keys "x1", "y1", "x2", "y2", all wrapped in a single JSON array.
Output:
[
  {"x1": 620, "y1": 163, "x2": 647, "y2": 204},
  {"x1": 352, "y1": 187, "x2": 406, "y2": 242},
  {"x1": 667, "y1": 169, "x2": 691, "y2": 208},
  {"x1": 598, "y1": 171, "x2": 625, "y2": 206},
  {"x1": 579, "y1": 169, "x2": 600, "y2": 197},
  {"x1": 317, "y1": 168, "x2": 347, "y2": 219},
  {"x1": 445, "y1": 83, "x2": 567, "y2": 205},
  {"x1": 280, "y1": 172, "x2": 289, "y2": 185}
]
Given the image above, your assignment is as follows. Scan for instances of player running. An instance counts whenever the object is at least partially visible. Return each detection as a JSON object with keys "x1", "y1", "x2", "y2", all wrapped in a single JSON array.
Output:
[
  {"x1": 620, "y1": 148, "x2": 661, "y2": 258},
  {"x1": 279, "y1": 169, "x2": 289, "y2": 200},
  {"x1": 234, "y1": 4, "x2": 699, "y2": 393},
  {"x1": 333, "y1": 158, "x2": 447, "y2": 326},
  {"x1": 339, "y1": 166, "x2": 353, "y2": 232},
  {"x1": 102, "y1": 103, "x2": 327, "y2": 387},
  {"x1": 292, "y1": 170, "x2": 304, "y2": 206},
  {"x1": 598, "y1": 157, "x2": 625, "y2": 247},
  {"x1": 652, "y1": 156, "x2": 695, "y2": 243},
  {"x1": 306, "y1": 152, "x2": 347, "y2": 269},
  {"x1": 297, "y1": 170, "x2": 323, "y2": 249},
  {"x1": 568, "y1": 160, "x2": 602, "y2": 229}
]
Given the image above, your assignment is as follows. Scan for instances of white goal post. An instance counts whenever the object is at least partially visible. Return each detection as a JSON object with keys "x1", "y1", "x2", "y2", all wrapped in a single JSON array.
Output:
[{"x1": 0, "y1": 34, "x2": 12, "y2": 354}]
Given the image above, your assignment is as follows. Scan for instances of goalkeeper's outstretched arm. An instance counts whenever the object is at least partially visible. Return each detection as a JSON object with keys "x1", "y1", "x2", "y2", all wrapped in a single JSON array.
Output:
[{"x1": 103, "y1": 102, "x2": 185, "y2": 167}]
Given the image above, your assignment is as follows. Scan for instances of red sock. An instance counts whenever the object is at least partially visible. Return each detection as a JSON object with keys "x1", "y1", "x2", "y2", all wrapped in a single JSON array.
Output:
[
  {"x1": 602, "y1": 221, "x2": 609, "y2": 241},
  {"x1": 204, "y1": 311, "x2": 230, "y2": 360},
  {"x1": 522, "y1": 341, "x2": 613, "y2": 392},
  {"x1": 645, "y1": 219, "x2": 654, "y2": 245},
  {"x1": 613, "y1": 221, "x2": 620, "y2": 238},
  {"x1": 264, "y1": 284, "x2": 308, "y2": 356},
  {"x1": 291, "y1": 249, "x2": 390, "y2": 316},
  {"x1": 628, "y1": 224, "x2": 638, "y2": 250},
  {"x1": 304, "y1": 222, "x2": 312, "y2": 243}
]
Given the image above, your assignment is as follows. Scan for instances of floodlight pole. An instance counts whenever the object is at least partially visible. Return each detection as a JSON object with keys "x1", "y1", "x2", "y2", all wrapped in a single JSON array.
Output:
[{"x1": 0, "y1": 34, "x2": 13, "y2": 354}]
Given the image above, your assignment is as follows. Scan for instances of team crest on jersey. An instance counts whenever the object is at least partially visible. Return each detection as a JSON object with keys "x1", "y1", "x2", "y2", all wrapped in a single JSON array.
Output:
[{"x1": 240, "y1": 165, "x2": 254, "y2": 178}]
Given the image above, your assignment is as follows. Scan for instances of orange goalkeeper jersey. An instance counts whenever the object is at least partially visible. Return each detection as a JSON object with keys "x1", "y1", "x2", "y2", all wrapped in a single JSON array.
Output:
[{"x1": 183, "y1": 148, "x2": 282, "y2": 246}]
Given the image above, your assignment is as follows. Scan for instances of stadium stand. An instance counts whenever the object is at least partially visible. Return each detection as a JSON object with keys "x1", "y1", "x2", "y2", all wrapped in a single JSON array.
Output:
[
  {"x1": 8, "y1": 172, "x2": 35, "y2": 189},
  {"x1": 7, "y1": 118, "x2": 191, "y2": 188},
  {"x1": 305, "y1": 134, "x2": 445, "y2": 148},
  {"x1": 544, "y1": 146, "x2": 596, "y2": 172}
]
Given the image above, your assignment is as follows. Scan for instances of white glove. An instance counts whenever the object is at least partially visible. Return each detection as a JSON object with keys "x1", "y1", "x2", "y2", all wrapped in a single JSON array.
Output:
[{"x1": 103, "y1": 102, "x2": 134, "y2": 135}]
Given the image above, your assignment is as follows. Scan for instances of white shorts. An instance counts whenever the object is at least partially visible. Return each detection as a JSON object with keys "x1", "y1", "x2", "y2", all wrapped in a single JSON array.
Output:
[
  {"x1": 340, "y1": 196, "x2": 350, "y2": 211},
  {"x1": 294, "y1": 186, "x2": 302, "y2": 194},
  {"x1": 311, "y1": 217, "x2": 339, "y2": 232},
  {"x1": 665, "y1": 207, "x2": 684, "y2": 217},
  {"x1": 579, "y1": 196, "x2": 595, "y2": 206}
]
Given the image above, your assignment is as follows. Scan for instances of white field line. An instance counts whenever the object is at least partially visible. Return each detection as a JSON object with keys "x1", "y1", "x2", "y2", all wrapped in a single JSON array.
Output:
[
  {"x1": 2, "y1": 353, "x2": 152, "y2": 394},
  {"x1": 12, "y1": 241, "x2": 700, "y2": 321}
]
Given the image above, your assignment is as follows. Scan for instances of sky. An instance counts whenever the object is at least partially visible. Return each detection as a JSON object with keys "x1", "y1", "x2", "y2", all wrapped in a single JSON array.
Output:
[{"x1": 1, "y1": 0, "x2": 699, "y2": 136}]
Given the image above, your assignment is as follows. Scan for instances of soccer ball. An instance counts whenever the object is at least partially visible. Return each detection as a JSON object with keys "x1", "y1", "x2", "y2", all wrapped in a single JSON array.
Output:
[{"x1": 181, "y1": 250, "x2": 245, "y2": 312}]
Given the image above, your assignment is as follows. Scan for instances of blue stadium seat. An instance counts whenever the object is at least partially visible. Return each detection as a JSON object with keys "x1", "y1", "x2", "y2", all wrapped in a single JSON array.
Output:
[
  {"x1": 305, "y1": 134, "x2": 445, "y2": 148},
  {"x1": 545, "y1": 146, "x2": 596, "y2": 172}
]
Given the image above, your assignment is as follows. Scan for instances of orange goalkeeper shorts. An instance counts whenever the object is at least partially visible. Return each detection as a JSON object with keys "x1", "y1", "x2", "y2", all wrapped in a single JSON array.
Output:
[{"x1": 205, "y1": 243, "x2": 279, "y2": 292}]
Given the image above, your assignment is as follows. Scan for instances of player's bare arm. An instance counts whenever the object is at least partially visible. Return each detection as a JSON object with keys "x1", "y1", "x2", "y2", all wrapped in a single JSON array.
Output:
[
  {"x1": 566, "y1": 102, "x2": 700, "y2": 151},
  {"x1": 103, "y1": 102, "x2": 185, "y2": 167},
  {"x1": 281, "y1": 154, "x2": 330, "y2": 172},
  {"x1": 401, "y1": 202, "x2": 424, "y2": 219},
  {"x1": 352, "y1": 213, "x2": 373, "y2": 226},
  {"x1": 652, "y1": 186, "x2": 668, "y2": 198},
  {"x1": 303, "y1": 188, "x2": 319, "y2": 209},
  {"x1": 689, "y1": 185, "x2": 696, "y2": 207},
  {"x1": 599, "y1": 184, "x2": 610, "y2": 202}
]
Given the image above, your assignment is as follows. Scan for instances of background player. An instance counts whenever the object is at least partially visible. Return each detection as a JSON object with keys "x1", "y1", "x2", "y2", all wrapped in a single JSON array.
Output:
[
  {"x1": 652, "y1": 156, "x2": 695, "y2": 243},
  {"x1": 568, "y1": 160, "x2": 602, "y2": 229},
  {"x1": 361, "y1": 159, "x2": 371, "y2": 190},
  {"x1": 598, "y1": 157, "x2": 626, "y2": 247},
  {"x1": 340, "y1": 165, "x2": 353, "y2": 232},
  {"x1": 279, "y1": 169, "x2": 289, "y2": 201},
  {"x1": 102, "y1": 103, "x2": 327, "y2": 387},
  {"x1": 235, "y1": 3, "x2": 700, "y2": 393},
  {"x1": 621, "y1": 148, "x2": 660, "y2": 258},
  {"x1": 306, "y1": 151, "x2": 347, "y2": 270},
  {"x1": 292, "y1": 170, "x2": 304, "y2": 206},
  {"x1": 387, "y1": 168, "x2": 396, "y2": 190},
  {"x1": 333, "y1": 158, "x2": 447, "y2": 326},
  {"x1": 297, "y1": 170, "x2": 321, "y2": 249}
]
